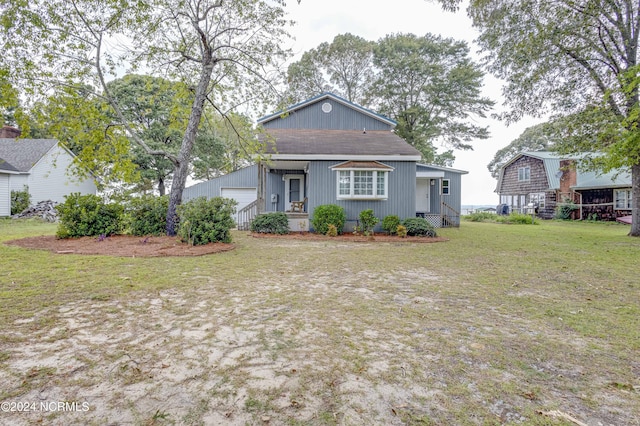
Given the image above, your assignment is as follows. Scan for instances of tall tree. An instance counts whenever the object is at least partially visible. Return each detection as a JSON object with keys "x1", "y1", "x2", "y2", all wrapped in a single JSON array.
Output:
[
  {"x1": 1, "y1": 0, "x2": 292, "y2": 235},
  {"x1": 191, "y1": 112, "x2": 256, "y2": 180},
  {"x1": 107, "y1": 75, "x2": 192, "y2": 196},
  {"x1": 286, "y1": 33, "x2": 374, "y2": 104},
  {"x1": 25, "y1": 85, "x2": 136, "y2": 185},
  {"x1": 371, "y1": 33, "x2": 494, "y2": 165},
  {"x1": 464, "y1": 0, "x2": 640, "y2": 236},
  {"x1": 286, "y1": 32, "x2": 493, "y2": 166}
]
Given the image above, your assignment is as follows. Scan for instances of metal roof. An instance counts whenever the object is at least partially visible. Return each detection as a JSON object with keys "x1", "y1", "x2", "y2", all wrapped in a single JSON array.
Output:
[
  {"x1": 497, "y1": 151, "x2": 631, "y2": 191},
  {"x1": 0, "y1": 139, "x2": 58, "y2": 172},
  {"x1": 257, "y1": 92, "x2": 397, "y2": 127}
]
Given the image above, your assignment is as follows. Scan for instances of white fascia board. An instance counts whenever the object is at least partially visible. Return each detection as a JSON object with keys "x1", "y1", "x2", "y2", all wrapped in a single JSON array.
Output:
[
  {"x1": 269, "y1": 154, "x2": 421, "y2": 161},
  {"x1": 416, "y1": 171, "x2": 445, "y2": 178}
]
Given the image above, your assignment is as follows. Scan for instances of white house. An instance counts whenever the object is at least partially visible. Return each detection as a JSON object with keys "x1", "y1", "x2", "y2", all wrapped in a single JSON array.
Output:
[{"x1": 0, "y1": 127, "x2": 97, "y2": 216}]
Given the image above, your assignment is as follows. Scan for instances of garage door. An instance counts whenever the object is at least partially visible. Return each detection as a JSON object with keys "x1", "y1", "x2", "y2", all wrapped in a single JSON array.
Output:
[{"x1": 220, "y1": 187, "x2": 257, "y2": 221}]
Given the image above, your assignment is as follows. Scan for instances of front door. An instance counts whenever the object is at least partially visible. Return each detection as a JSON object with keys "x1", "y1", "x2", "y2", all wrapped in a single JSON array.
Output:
[
  {"x1": 284, "y1": 174, "x2": 305, "y2": 210},
  {"x1": 416, "y1": 179, "x2": 430, "y2": 213}
]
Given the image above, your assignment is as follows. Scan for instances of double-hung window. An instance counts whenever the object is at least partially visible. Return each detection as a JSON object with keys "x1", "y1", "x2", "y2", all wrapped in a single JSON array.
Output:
[
  {"x1": 333, "y1": 162, "x2": 392, "y2": 200},
  {"x1": 518, "y1": 167, "x2": 531, "y2": 182},
  {"x1": 615, "y1": 189, "x2": 632, "y2": 209},
  {"x1": 441, "y1": 179, "x2": 450, "y2": 195}
]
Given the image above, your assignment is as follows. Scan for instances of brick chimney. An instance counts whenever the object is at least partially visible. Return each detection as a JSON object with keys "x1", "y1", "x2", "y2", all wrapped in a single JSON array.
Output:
[
  {"x1": 0, "y1": 125, "x2": 21, "y2": 139},
  {"x1": 559, "y1": 159, "x2": 577, "y2": 197}
]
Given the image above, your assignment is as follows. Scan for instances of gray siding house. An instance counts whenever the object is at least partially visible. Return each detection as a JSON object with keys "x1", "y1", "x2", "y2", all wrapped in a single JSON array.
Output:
[
  {"x1": 184, "y1": 93, "x2": 467, "y2": 231},
  {"x1": 0, "y1": 130, "x2": 97, "y2": 216}
]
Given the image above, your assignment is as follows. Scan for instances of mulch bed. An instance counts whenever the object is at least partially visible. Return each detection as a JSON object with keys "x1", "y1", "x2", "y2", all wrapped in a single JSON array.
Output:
[
  {"x1": 250, "y1": 231, "x2": 448, "y2": 243},
  {"x1": 4, "y1": 235, "x2": 235, "y2": 257}
]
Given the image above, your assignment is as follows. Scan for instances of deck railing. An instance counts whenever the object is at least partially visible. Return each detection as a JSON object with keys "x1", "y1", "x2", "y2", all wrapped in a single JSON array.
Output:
[
  {"x1": 237, "y1": 199, "x2": 258, "y2": 230},
  {"x1": 441, "y1": 201, "x2": 461, "y2": 228}
]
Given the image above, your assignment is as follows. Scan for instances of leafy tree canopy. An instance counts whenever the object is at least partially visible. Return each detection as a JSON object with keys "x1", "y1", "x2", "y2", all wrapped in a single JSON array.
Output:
[
  {"x1": 465, "y1": 0, "x2": 640, "y2": 235},
  {"x1": 286, "y1": 32, "x2": 493, "y2": 166},
  {"x1": 0, "y1": 0, "x2": 293, "y2": 235}
]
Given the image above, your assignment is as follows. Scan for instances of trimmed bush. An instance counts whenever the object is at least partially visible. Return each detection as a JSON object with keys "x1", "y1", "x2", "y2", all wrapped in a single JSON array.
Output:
[
  {"x1": 359, "y1": 209, "x2": 378, "y2": 236},
  {"x1": 56, "y1": 193, "x2": 123, "y2": 238},
  {"x1": 251, "y1": 212, "x2": 290, "y2": 234},
  {"x1": 177, "y1": 196, "x2": 237, "y2": 245},
  {"x1": 401, "y1": 217, "x2": 437, "y2": 237},
  {"x1": 396, "y1": 224, "x2": 407, "y2": 238},
  {"x1": 311, "y1": 204, "x2": 346, "y2": 235},
  {"x1": 10, "y1": 186, "x2": 30, "y2": 215},
  {"x1": 126, "y1": 195, "x2": 169, "y2": 236},
  {"x1": 382, "y1": 214, "x2": 400, "y2": 234}
]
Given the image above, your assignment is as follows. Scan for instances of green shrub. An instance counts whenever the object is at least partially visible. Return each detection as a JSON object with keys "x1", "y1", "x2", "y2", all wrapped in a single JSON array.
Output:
[
  {"x1": 311, "y1": 204, "x2": 346, "y2": 235},
  {"x1": 177, "y1": 196, "x2": 237, "y2": 245},
  {"x1": 396, "y1": 224, "x2": 407, "y2": 238},
  {"x1": 10, "y1": 186, "x2": 30, "y2": 215},
  {"x1": 382, "y1": 215, "x2": 400, "y2": 234},
  {"x1": 125, "y1": 195, "x2": 169, "y2": 236},
  {"x1": 464, "y1": 212, "x2": 497, "y2": 222},
  {"x1": 401, "y1": 217, "x2": 437, "y2": 237},
  {"x1": 359, "y1": 209, "x2": 378, "y2": 236},
  {"x1": 250, "y1": 212, "x2": 289, "y2": 234},
  {"x1": 56, "y1": 193, "x2": 123, "y2": 238},
  {"x1": 497, "y1": 212, "x2": 537, "y2": 225},
  {"x1": 326, "y1": 224, "x2": 338, "y2": 237},
  {"x1": 555, "y1": 201, "x2": 578, "y2": 220}
]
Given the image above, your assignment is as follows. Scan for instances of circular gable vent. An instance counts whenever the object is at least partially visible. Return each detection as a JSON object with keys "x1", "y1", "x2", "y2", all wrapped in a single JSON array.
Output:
[{"x1": 321, "y1": 102, "x2": 332, "y2": 113}]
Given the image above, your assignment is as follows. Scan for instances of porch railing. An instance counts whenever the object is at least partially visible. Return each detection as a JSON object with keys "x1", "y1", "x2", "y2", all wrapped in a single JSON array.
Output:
[
  {"x1": 441, "y1": 201, "x2": 461, "y2": 228},
  {"x1": 237, "y1": 199, "x2": 258, "y2": 231}
]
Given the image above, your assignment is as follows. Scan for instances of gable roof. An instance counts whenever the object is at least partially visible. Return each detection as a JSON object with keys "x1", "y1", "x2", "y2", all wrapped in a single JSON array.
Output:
[
  {"x1": 0, "y1": 157, "x2": 20, "y2": 173},
  {"x1": 257, "y1": 92, "x2": 397, "y2": 127},
  {"x1": 259, "y1": 129, "x2": 421, "y2": 160},
  {"x1": 497, "y1": 151, "x2": 631, "y2": 191},
  {"x1": 331, "y1": 161, "x2": 395, "y2": 170},
  {"x1": 0, "y1": 139, "x2": 59, "y2": 172}
]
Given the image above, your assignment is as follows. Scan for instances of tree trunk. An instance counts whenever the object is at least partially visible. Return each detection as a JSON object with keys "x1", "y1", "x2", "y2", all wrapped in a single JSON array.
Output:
[
  {"x1": 630, "y1": 162, "x2": 640, "y2": 237},
  {"x1": 165, "y1": 60, "x2": 215, "y2": 236},
  {"x1": 158, "y1": 176, "x2": 165, "y2": 196}
]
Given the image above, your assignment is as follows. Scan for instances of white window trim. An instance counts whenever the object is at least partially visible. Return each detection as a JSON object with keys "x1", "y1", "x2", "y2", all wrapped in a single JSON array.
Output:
[
  {"x1": 335, "y1": 169, "x2": 389, "y2": 200},
  {"x1": 614, "y1": 188, "x2": 632, "y2": 210},
  {"x1": 441, "y1": 179, "x2": 450, "y2": 195},
  {"x1": 518, "y1": 167, "x2": 531, "y2": 182},
  {"x1": 284, "y1": 174, "x2": 305, "y2": 207}
]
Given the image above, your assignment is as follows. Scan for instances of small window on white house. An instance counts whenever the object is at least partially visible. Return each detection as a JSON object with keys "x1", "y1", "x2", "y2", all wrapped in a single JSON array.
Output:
[
  {"x1": 615, "y1": 189, "x2": 632, "y2": 209},
  {"x1": 518, "y1": 167, "x2": 531, "y2": 182},
  {"x1": 442, "y1": 179, "x2": 450, "y2": 195}
]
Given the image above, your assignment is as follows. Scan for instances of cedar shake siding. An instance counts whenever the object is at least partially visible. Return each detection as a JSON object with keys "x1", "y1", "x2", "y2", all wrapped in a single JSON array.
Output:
[
  {"x1": 498, "y1": 155, "x2": 557, "y2": 219},
  {"x1": 497, "y1": 151, "x2": 632, "y2": 221}
]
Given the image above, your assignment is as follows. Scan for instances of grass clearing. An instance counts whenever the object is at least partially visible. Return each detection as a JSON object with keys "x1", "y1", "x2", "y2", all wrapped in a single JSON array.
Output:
[{"x1": 0, "y1": 218, "x2": 639, "y2": 425}]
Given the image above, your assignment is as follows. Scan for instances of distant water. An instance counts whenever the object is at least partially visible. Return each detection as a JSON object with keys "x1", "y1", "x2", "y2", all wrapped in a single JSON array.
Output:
[{"x1": 461, "y1": 205, "x2": 496, "y2": 215}]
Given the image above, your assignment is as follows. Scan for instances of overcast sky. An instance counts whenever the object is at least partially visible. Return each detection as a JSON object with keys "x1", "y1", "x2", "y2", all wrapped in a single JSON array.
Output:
[{"x1": 282, "y1": 0, "x2": 543, "y2": 206}]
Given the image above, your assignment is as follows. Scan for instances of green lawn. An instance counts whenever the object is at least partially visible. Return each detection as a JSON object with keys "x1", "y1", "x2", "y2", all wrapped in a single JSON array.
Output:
[{"x1": 0, "y1": 218, "x2": 638, "y2": 425}]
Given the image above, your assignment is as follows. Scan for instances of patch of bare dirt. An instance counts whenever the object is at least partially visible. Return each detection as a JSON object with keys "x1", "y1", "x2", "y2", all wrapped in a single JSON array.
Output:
[
  {"x1": 4, "y1": 235, "x2": 235, "y2": 257},
  {"x1": 250, "y1": 231, "x2": 448, "y2": 243}
]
